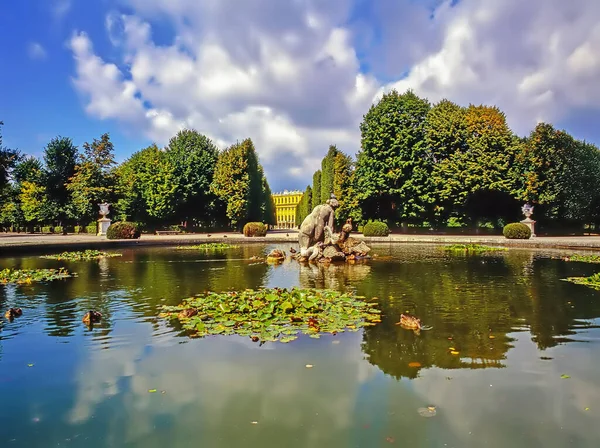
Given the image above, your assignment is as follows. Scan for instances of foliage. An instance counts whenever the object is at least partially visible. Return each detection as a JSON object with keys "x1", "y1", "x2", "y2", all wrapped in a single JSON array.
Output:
[
  {"x1": 210, "y1": 138, "x2": 271, "y2": 228},
  {"x1": 106, "y1": 221, "x2": 141, "y2": 240},
  {"x1": 0, "y1": 267, "x2": 74, "y2": 284},
  {"x1": 176, "y1": 243, "x2": 239, "y2": 250},
  {"x1": 66, "y1": 133, "x2": 117, "y2": 224},
  {"x1": 503, "y1": 223, "x2": 532, "y2": 239},
  {"x1": 166, "y1": 129, "x2": 220, "y2": 226},
  {"x1": 320, "y1": 145, "x2": 338, "y2": 203},
  {"x1": 159, "y1": 288, "x2": 382, "y2": 343},
  {"x1": 562, "y1": 254, "x2": 600, "y2": 263},
  {"x1": 443, "y1": 244, "x2": 507, "y2": 253},
  {"x1": 312, "y1": 170, "x2": 321, "y2": 209},
  {"x1": 296, "y1": 185, "x2": 312, "y2": 226},
  {"x1": 563, "y1": 272, "x2": 600, "y2": 289},
  {"x1": 261, "y1": 173, "x2": 277, "y2": 226},
  {"x1": 41, "y1": 250, "x2": 122, "y2": 261},
  {"x1": 43, "y1": 136, "x2": 78, "y2": 223},
  {"x1": 19, "y1": 181, "x2": 53, "y2": 224},
  {"x1": 356, "y1": 89, "x2": 432, "y2": 224},
  {"x1": 0, "y1": 121, "x2": 21, "y2": 190},
  {"x1": 362, "y1": 221, "x2": 390, "y2": 237},
  {"x1": 243, "y1": 222, "x2": 267, "y2": 237}
]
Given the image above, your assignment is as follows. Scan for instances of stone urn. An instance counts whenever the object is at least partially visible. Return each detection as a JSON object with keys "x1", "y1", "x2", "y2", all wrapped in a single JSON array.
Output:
[
  {"x1": 97, "y1": 203, "x2": 112, "y2": 236},
  {"x1": 520, "y1": 203, "x2": 536, "y2": 237}
]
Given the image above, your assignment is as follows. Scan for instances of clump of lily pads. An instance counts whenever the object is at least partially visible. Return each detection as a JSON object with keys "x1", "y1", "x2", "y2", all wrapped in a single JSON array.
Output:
[
  {"x1": 0, "y1": 267, "x2": 74, "y2": 285},
  {"x1": 561, "y1": 254, "x2": 600, "y2": 264},
  {"x1": 443, "y1": 244, "x2": 507, "y2": 254},
  {"x1": 176, "y1": 243, "x2": 239, "y2": 250},
  {"x1": 563, "y1": 272, "x2": 600, "y2": 289},
  {"x1": 159, "y1": 287, "x2": 382, "y2": 343},
  {"x1": 40, "y1": 250, "x2": 122, "y2": 261}
]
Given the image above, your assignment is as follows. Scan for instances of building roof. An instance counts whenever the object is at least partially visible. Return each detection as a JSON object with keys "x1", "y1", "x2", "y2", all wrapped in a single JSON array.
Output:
[{"x1": 272, "y1": 189, "x2": 303, "y2": 196}]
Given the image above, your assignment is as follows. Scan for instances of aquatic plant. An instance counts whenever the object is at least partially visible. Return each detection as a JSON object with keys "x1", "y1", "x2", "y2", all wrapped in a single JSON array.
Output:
[
  {"x1": 175, "y1": 243, "x2": 239, "y2": 250},
  {"x1": 41, "y1": 250, "x2": 123, "y2": 261},
  {"x1": 443, "y1": 244, "x2": 507, "y2": 254},
  {"x1": 562, "y1": 254, "x2": 600, "y2": 264},
  {"x1": 0, "y1": 267, "x2": 74, "y2": 285},
  {"x1": 160, "y1": 287, "x2": 382, "y2": 343},
  {"x1": 563, "y1": 272, "x2": 600, "y2": 289}
]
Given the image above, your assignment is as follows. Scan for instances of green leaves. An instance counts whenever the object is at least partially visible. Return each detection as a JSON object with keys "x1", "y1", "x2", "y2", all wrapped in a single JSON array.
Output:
[
  {"x1": 160, "y1": 288, "x2": 382, "y2": 343},
  {"x1": 0, "y1": 268, "x2": 74, "y2": 285},
  {"x1": 41, "y1": 250, "x2": 122, "y2": 261},
  {"x1": 175, "y1": 243, "x2": 239, "y2": 250}
]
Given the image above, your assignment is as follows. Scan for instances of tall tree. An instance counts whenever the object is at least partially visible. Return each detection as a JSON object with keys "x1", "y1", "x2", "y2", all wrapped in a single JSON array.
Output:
[
  {"x1": 355, "y1": 89, "x2": 432, "y2": 224},
  {"x1": 312, "y1": 170, "x2": 321, "y2": 208},
  {"x1": 20, "y1": 181, "x2": 53, "y2": 225},
  {"x1": 261, "y1": 172, "x2": 277, "y2": 226},
  {"x1": 43, "y1": 136, "x2": 78, "y2": 224},
  {"x1": 66, "y1": 133, "x2": 117, "y2": 224},
  {"x1": 320, "y1": 145, "x2": 339, "y2": 203},
  {"x1": 0, "y1": 121, "x2": 21, "y2": 190},
  {"x1": 166, "y1": 129, "x2": 220, "y2": 227},
  {"x1": 210, "y1": 138, "x2": 266, "y2": 229},
  {"x1": 296, "y1": 185, "x2": 312, "y2": 226}
]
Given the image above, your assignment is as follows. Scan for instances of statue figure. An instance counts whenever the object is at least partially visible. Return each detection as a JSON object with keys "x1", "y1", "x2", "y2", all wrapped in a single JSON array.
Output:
[{"x1": 298, "y1": 194, "x2": 339, "y2": 257}]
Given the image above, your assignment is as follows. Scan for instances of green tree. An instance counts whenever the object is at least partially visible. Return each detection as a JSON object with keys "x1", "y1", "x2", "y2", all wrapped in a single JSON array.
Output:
[
  {"x1": 20, "y1": 181, "x2": 53, "y2": 225},
  {"x1": 312, "y1": 170, "x2": 321, "y2": 208},
  {"x1": 166, "y1": 129, "x2": 220, "y2": 227},
  {"x1": 43, "y1": 136, "x2": 78, "y2": 224},
  {"x1": 210, "y1": 138, "x2": 266, "y2": 230},
  {"x1": 115, "y1": 144, "x2": 178, "y2": 224},
  {"x1": 261, "y1": 173, "x2": 277, "y2": 226},
  {"x1": 296, "y1": 185, "x2": 312, "y2": 226},
  {"x1": 0, "y1": 121, "x2": 21, "y2": 191},
  {"x1": 320, "y1": 145, "x2": 339, "y2": 203},
  {"x1": 430, "y1": 104, "x2": 517, "y2": 226},
  {"x1": 66, "y1": 133, "x2": 117, "y2": 224},
  {"x1": 355, "y1": 89, "x2": 432, "y2": 225}
]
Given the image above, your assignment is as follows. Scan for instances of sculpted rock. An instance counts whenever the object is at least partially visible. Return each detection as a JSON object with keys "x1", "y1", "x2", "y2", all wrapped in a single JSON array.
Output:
[
  {"x1": 298, "y1": 195, "x2": 339, "y2": 256},
  {"x1": 267, "y1": 249, "x2": 286, "y2": 261},
  {"x1": 322, "y1": 246, "x2": 346, "y2": 261}
]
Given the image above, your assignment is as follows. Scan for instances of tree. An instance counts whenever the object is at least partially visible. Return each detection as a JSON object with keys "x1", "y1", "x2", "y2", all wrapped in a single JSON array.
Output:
[
  {"x1": 332, "y1": 151, "x2": 354, "y2": 224},
  {"x1": 429, "y1": 104, "x2": 517, "y2": 226},
  {"x1": 66, "y1": 133, "x2": 117, "y2": 224},
  {"x1": 210, "y1": 138, "x2": 266, "y2": 229},
  {"x1": 355, "y1": 89, "x2": 432, "y2": 225},
  {"x1": 312, "y1": 170, "x2": 321, "y2": 208},
  {"x1": 20, "y1": 181, "x2": 53, "y2": 225},
  {"x1": 320, "y1": 145, "x2": 339, "y2": 203},
  {"x1": 296, "y1": 185, "x2": 312, "y2": 226},
  {"x1": 13, "y1": 156, "x2": 43, "y2": 185},
  {"x1": 115, "y1": 144, "x2": 178, "y2": 224},
  {"x1": 166, "y1": 129, "x2": 220, "y2": 227},
  {"x1": 43, "y1": 136, "x2": 78, "y2": 224},
  {"x1": 261, "y1": 173, "x2": 277, "y2": 226},
  {"x1": 0, "y1": 121, "x2": 21, "y2": 190}
]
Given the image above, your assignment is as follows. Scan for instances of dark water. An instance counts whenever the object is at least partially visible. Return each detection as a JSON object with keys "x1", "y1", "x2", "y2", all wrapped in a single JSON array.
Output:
[{"x1": 1, "y1": 244, "x2": 600, "y2": 448}]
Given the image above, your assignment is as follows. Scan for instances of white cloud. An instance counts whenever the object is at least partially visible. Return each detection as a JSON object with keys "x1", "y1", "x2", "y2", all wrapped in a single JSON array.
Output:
[
  {"x1": 27, "y1": 42, "x2": 47, "y2": 60},
  {"x1": 68, "y1": 0, "x2": 600, "y2": 189}
]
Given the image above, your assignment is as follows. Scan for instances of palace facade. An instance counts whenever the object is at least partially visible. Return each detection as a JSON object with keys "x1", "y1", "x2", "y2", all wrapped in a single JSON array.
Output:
[{"x1": 272, "y1": 190, "x2": 303, "y2": 229}]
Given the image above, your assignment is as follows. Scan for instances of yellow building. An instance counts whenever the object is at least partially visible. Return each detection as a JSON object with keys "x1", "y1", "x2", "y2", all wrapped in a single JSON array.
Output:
[{"x1": 272, "y1": 190, "x2": 303, "y2": 229}]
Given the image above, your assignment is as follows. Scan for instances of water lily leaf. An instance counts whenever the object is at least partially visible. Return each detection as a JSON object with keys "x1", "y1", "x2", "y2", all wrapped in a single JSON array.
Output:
[
  {"x1": 27, "y1": 363, "x2": 34, "y2": 367},
  {"x1": 148, "y1": 389, "x2": 157, "y2": 393},
  {"x1": 561, "y1": 374, "x2": 571, "y2": 379}
]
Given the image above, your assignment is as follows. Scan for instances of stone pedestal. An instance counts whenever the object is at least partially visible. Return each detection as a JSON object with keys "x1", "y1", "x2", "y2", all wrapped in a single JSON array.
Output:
[
  {"x1": 98, "y1": 218, "x2": 111, "y2": 236},
  {"x1": 520, "y1": 217, "x2": 536, "y2": 237}
]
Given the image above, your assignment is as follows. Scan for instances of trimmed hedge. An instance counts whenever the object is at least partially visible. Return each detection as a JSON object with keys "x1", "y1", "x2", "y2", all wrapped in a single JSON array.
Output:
[
  {"x1": 243, "y1": 222, "x2": 267, "y2": 237},
  {"x1": 503, "y1": 222, "x2": 531, "y2": 239},
  {"x1": 362, "y1": 221, "x2": 390, "y2": 237},
  {"x1": 106, "y1": 221, "x2": 141, "y2": 240}
]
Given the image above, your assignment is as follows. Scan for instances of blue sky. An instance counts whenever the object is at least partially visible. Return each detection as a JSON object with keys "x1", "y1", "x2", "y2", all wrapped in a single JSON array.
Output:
[{"x1": 1, "y1": 0, "x2": 599, "y2": 191}]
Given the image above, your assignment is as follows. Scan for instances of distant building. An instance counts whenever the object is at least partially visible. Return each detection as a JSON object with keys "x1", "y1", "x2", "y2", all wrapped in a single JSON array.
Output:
[{"x1": 272, "y1": 190, "x2": 303, "y2": 229}]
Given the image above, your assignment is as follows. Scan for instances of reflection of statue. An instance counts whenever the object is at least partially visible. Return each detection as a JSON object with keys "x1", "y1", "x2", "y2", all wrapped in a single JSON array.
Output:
[{"x1": 298, "y1": 195, "x2": 339, "y2": 257}]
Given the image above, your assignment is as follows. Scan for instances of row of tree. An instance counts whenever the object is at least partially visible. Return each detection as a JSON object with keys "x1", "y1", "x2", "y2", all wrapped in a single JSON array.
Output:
[
  {"x1": 0, "y1": 126, "x2": 276, "y2": 231},
  {"x1": 296, "y1": 90, "x2": 600, "y2": 231}
]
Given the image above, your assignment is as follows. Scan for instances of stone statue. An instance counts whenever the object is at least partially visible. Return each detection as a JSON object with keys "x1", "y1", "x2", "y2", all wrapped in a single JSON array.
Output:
[{"x1": 298, "y1": 194, "x2": 339, "y2": 257}]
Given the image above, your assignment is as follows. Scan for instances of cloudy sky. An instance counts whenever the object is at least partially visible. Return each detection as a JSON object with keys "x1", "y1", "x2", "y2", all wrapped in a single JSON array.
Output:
[{"x1": 1, "y1": 0, "x2": 599, "y2": 191}]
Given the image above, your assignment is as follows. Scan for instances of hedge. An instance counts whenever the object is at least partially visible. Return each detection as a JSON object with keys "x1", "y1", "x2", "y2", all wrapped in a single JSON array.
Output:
[
  {"x1": 243, "y1": 222, "x2": 267, "y2": 237},
  {"x1": 503, "y1": 222, "x2": 531, "y2": 239},
  {"x1": 362, "y1": 221, "x2": 390, "y2": 237},
  {"x1": 106, "y1": 222, "x2": 141, "y2": 240}
]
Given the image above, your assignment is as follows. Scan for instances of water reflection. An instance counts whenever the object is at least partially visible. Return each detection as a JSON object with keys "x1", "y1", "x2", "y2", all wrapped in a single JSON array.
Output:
[{"x1": 1, "y1": 244, "x2": 600, "y2": 446}]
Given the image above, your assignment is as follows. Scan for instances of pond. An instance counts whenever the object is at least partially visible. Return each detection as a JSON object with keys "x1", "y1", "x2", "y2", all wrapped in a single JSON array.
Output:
[{"x1": 1, "y1": 243, "x2": 600, "y2": 448}]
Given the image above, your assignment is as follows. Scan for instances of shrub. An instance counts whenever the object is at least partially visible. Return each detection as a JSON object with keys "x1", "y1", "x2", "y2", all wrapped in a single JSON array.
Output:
[
  {"x1": 503, "y1": 222, "x2": 531, "y2": 239},
  {"x1": 86, "y1": 224, "x2": 98, "y2": 234},
  {"x1": 106, "y1": 221, "x2": 141, "y2": 240},
  {"x1": 243, "y1": 222, "x2": 267, "y2": 237},
  {"x1": 362, "y1": 221, "x2": 390, "y2": 237},
  {"x1": 42, "y1": 226, "x2": 52, "y2": 234},
  {"x1": 54, "y1": 226, "x2": 64, "y2": 235}
]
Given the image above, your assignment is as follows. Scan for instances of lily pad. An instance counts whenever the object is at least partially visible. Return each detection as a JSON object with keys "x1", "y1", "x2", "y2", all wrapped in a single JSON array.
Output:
[
  {"x1": 443, "y1": 244, "x2": 507, "y2": 254},
  {"x1": 1, "y1": 268, "x2": 75, "y2": 285},
  {"x1": 176, "y1": 243, "x2": 239, "y2": 250},
  {"x1": 563, "y1": 273, "x2": 600, "y2": 289},
  {"x1": 40, "y1": 250, "x2": 122, "y2": 261},
  {"x1": 160, "y1": 288, "x2": 382, "y2": 344}
]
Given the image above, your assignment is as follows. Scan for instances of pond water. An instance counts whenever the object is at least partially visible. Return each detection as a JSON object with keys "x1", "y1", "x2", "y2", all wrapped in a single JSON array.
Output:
[{"x1": 1, "y1": 243, "x2": 600, "y2": 448}]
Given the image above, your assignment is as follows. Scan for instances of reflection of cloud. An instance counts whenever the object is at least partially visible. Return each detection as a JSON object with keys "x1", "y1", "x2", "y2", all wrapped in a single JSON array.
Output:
[
  {"x1": 67, "y1": 320, "x2": 378, "y2": 446},
  {"x1": 409, "y1": 331, "x2": 600, "y2": 446}
]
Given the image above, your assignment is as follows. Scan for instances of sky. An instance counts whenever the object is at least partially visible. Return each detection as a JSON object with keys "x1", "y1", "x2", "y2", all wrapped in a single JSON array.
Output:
[{"x1": 1, "y1": 0, "x2": 600, "y2": 192}]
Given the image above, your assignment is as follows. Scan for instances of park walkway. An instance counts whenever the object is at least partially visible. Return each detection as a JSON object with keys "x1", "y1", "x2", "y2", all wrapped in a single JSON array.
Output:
[{"x1": 2, "y1": 230, "x2": 600, "y2": 255}]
